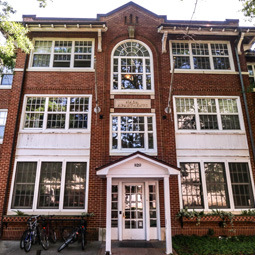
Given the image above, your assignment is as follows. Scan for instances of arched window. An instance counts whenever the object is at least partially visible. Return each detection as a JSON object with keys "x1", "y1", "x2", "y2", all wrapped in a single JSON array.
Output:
[{"x1": 112, "y1": 40, "x2": 153, "y2": 92}]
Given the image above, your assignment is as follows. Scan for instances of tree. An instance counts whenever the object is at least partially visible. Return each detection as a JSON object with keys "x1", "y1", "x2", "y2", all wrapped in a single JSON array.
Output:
[
  {"x1": 240, "y1": 0, "x2": 255, "y2": 20},
  {"x1": 0, "y1": 0, "x2": 51, "y2": 69}
]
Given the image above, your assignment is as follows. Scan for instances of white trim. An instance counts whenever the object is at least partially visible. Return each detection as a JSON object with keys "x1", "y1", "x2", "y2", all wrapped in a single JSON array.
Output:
[
  {"x1": 169, "y1": 40, "x2": 235, "y2": 72},
  {"x1": 110, "y1": 39, "x2": 155, "y2": 94},
  {"x1": 106, "y1": 177, "x2": 112, "y2": 254},
  {"x1": 164, "y1": 177, "x2": 172, "y2": 255},
  {"x1": 26, "y1": 68, "x2": 95, "y2": 72},
  {"x1": 109, "y1": 113, "x2": 157, "y2": 155},
  {"x1": 28, "y1": 38, "x2": 95, "y2": 70},
  {"x1": 8, "y1": 158, "x2": 90, "y2": 215},
  {"x1": 0, "y1": 85, "x2": 12, "y2": 90},
  {"x1": 177, "y1": 158, "x2": 255, "y2": 212},
  {"x1": 171, "y1": 70, "x2": 240, "y2": 75},
  {"x1": 20, "y1": 94, "x2": 92, "y2": 133}
]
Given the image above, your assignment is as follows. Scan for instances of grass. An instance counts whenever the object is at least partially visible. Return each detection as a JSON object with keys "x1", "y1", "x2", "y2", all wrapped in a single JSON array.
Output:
[{"x1": 172, "y1": 235, "x2": 255, "y2": 255}]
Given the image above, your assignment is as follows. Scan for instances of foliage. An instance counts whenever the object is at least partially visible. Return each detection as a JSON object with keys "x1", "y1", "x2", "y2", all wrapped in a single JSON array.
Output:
[
  {"x1": 12, "y1": 210, "x2": 28, "y2": 216},
  {"x1": 176, "y1": 207, "x2": 205, "y2": 226},
  {"x1": 0, "y1": 0, "x2": 51, "y2": 69},
  {"x1": 173, "y1": 235, "x2": 255, "y2": 255},
  {"x1": 81, "y1": 212, "x2": 94, "y2": 217},
  {"x1": 241, "y1": 209, "x2": 255, "y2": 215},
  {"x1": 240, "y1": 0, "x2": 255, "y2": 20},
  {"x1": 208, "y1": 209, "x2": 235, "y2": 229}
]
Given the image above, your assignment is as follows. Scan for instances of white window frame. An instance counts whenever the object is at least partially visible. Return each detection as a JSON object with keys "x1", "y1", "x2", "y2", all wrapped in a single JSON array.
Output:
[
  {"x1": 8, "y1": 158, "x2": 90, "y2": 215},
  {"x1": 28, "y1": 38, "x2": 95, "y2": 72},
  {"x1": 247, "y1": 63, "x2": 255, "y2": 90},
  {"x1": 170, "y1": 40, "x2": 235, "y2": 73},
  {"x1": 110, "y1": 113, "x2": 157, "y2": 156},
  {"x1": 110, "y1": 39, "x2": 155, "y2": 95},
  {"x1": 0, "y1": 66, "x2": 13, "y2": 89},
  {"x1": 0, "y1": 109, "x2": 8, "y2": 144},
  {"x1": 178, "y1": 158, "x2": 255, "y2": 212},
  {"x1": 20, "y1": 94, "x2": 92, "y2": 133},
  {"x1": 173, "y1": 96, "x2": 245, "y2": 133}
]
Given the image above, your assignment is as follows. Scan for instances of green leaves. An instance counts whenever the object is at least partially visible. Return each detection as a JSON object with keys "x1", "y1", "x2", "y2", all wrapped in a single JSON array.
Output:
[{"x1": 240, "y1": 0, "x2": 255, "y2": 19}]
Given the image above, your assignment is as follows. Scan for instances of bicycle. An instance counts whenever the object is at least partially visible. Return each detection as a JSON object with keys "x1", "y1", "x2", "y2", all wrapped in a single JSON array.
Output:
[
  {"x1": 41, "y1": 215, "x2": 57, "y2": 244},
  {"x1": 20, "y1": 215, "x2": 49, "y2": 252},
  {"x1": 58, "y1": 219, "x2": 87, "y2": 252}
]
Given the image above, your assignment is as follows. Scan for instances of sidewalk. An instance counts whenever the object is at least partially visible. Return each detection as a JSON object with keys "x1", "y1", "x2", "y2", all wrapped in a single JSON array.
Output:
[{"x1": 0, "y1": 240, "x2": 168, "y2": 255}]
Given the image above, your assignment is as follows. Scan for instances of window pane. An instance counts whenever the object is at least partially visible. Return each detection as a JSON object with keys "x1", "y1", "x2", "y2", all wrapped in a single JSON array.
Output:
[
  {"x1": 172, "y1": 43, "x2": 190, "y2": 55},
  {"x1": 149, "y1": 185, "x2": 157, "y2": 227},
  {"x1": 175, "y1": 98, "x2": 195, "y2": 113},
  {"x1": 38, "y1": 162, "x2": 62, "y2": 209},
  {"x1": 47, "y1": 114, "x2": 66, "y2": 129},
  {"x1": 1, "y1": 74, "x2": 13, "y2": 85},
  {"x1": 174, "y1": 56, "x2": 191, "y2": 69},
  {"x1": 64, "y1": 162, "x2": 87, "y2": 209},
  {"x1": 199, "y1": 115, "x2": 218, "y2": 130},
  {"x1": 197, "y1": 98, "x2": 216, "y2": 113},
  {"x1": 0, "y1": 111, "x2": 7, "y2": 139},
  {"x1": 221, "y1": 115, "x2": 240, "y2": 130},
  {"x1": 12, "y1": 162, "x2": 37, "y2": 209},
  {"x1": 192, "y1": 43, "x2": 209, "y2": 55},
  {"x1": 111, "y1": 185, "x2": 118, "y2": 227},
  {"x1": 205, "y1": 163, "x2": 229, "y2": 208},
  {"x1": 69, "y1": 114, "x2": 88, "y2": 129},
  {"x1": 181, "y1": 163, "x2": 203, "y2": 208},
  {"x1": 121, "y1": 133, "x2": 144, "y2": 148},
  {"x1": 193, "y1": 57, "x2": 210, "y2": 69},
  {"x1": 218, "y1": 99, "x2": 238, "y2": 113},
  {"x1": 74, "y1": 41, "x2": 92, "y2": 68},
  {"x1": 213, "y1": 57, "x2": 230, "y2": 70},
  {"x1": 229, "y1": 163, "x2": 254, "y2": 208},
  {"x1": 211, "y1": 43, "x2": 229, "y2": 56},
  {"x1": 177, "y1": 115, "x2": 196, "y2": 129},
  {"x1": 121, "y1": 74, "x2": 143, "y2": 89}
]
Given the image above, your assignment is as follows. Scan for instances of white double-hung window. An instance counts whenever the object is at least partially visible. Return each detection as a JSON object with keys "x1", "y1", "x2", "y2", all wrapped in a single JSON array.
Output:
[
  {"x1": 174, "y1": 97, "x2": 243, "y2": 131},
  {"x1": 110, "y1": 113, "x2": 157, "y2": 155},
  {"x1": 170, "y1": 41, "x2": 234, "y2": 71},
  {"x1": 22, "y1": 95, "x2": 91, "y2": 131},
  {"x1": 31, "y1": 39, "x2": 94, "y2": 69}
]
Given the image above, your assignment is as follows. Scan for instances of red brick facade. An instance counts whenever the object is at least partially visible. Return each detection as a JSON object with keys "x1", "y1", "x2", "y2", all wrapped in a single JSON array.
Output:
[{"x1": 1, "y1": 2, "x2": 255, "y2": 242}]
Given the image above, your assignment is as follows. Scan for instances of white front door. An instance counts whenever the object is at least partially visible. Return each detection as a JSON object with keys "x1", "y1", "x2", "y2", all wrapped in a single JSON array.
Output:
[{"x1": 122, "y1": 183, "x2": 145, "y2": 240}]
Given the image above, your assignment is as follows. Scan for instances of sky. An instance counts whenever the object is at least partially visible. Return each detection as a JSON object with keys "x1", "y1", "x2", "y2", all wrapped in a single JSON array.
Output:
[{"x1": 5, "y1": 0, "x2": 255, "y2": 27}]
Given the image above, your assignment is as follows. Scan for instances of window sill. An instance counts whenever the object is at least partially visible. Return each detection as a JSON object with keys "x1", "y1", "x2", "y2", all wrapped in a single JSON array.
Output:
[
  {"x1": 175, "y1": 131, "x2": 246, "y2": 135},
  {"x1": 0, "y1": 85, "x2": 12, "y2": 89},
  {"x1": 171, "y1": 70, "x2": 238, "y2": 75},
  {"x1": 111, "y1": 90, "x2": 155, "y2": 95},
  {"x1": 110, "y1": 150, "x2": 157, "y2": 156},
  {"x1": 19, "y1": 130, "x2": 91, "y2": 134},
  {"x1": 27, "y1": 68, "x2": 95, "y2": 72}
]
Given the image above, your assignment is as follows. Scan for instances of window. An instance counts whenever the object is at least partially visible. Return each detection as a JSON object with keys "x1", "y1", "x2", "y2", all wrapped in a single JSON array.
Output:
[
  {"x1": 171, "y1": 41, "x2": 233, "y2": 71},
  {"x1": 0, "y1": 110, "x2": 7, "y2": 140},
  {"x1": 23, "y1": 96, "x2": 91, "y2": 131},
  {"x1": 175, "y1": 97, "x2": 241, "y2": 131},
  {"x1": 110, "y1": 114, "x2": 156, "y2": 154},
  {"x1": 112, "y1": 40, "x2": 153, "y2": 92},
  {"x1": 180, "y1": 161, "x2": 254, "y2": 210},
  {"x1": 11, "y1": 161, "x2": 88, "y2": 211},
  {"x1": 180, "y1": 163, "x2": 203, "y2": 208},
  {"x1": 111, "y1": 185, "x2": 118, "y2": 228},
  {"x1": 229, "y1": 163, "x2": 254, "y2": 208},
  {"x1": 12, "y1": 162, "x2": 37, "y2": 209},
  {"x1": 205, "y1": 163, "x2": 229, "y2": 209},
  {"x1": 247, "y1": 64, "x2": 255, "y2": 87},
  {"x1": 31, "y1": 39, "x2": 94, "y2": 69},
  {"x1": 149, "y1": 185, "x2": 157, "y2": 227},
  {"x1": 1, "y1": 66, "x2": 13, "y2": 86}
]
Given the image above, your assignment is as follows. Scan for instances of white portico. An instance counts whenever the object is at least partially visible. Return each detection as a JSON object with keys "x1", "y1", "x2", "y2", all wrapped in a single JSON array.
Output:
[{"x1": 96, "y1": 151, "x2": 180, "y2": 255}]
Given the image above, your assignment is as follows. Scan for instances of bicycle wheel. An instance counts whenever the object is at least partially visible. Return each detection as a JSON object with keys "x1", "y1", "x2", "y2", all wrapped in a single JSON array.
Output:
[
  {"x1": 50, "y1": 229, "x2": 57, "y2": 243},
  {"x1": 81, "y1": 232, "x2": 85, "y2": 250},
  {"x1": 61, "y1": 227, "x2": 71, "y2": 241},
  {"x1": 58, "y1": 235, "x2": 74, "y2": 252},
  {"x1": 24, "y1": 231, "x2": 32, "y2": 252},
  {"x1": 20, "y1": 230, "x2": 30, "y2": 249},
  {"x1": 40, "y1": 228, "x2": 50, "y2": 250}
]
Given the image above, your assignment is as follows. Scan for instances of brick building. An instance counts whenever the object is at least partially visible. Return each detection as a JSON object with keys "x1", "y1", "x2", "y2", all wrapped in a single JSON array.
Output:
[{"x1": 1, "y1": 2, "x2": 255, "y2": 254}]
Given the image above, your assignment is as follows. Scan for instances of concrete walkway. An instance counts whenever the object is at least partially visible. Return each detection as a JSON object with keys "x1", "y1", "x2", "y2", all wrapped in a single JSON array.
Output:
[{"x1": 0, "y1": 240, "x2": 169, "y2": 255}]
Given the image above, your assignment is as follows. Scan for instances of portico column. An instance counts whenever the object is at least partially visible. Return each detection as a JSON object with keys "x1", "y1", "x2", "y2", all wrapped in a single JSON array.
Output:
[
  {"x1": 105, "y1": 177, "x2": 112, "y2": 254},
  {"x1": 164, "y1": 176, "x2": 172, "y2": 254}
]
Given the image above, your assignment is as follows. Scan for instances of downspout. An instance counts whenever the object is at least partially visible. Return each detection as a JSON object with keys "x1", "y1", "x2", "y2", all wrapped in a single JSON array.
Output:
[
  {"x1": 0, "y1": 54, "x2": 28, "y2": 238},
  {"x1": 235, "y1": 38, "x2": 255, "y2": 162}
]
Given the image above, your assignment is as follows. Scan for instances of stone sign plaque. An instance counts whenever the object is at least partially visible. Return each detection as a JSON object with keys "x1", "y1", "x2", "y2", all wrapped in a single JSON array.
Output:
[{"x1": 114, "y1": 99, "x2": 151, "y2": 109}]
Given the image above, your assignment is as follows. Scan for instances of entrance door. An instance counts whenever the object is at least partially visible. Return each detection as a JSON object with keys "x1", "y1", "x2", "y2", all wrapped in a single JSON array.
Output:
[{"x1": 123, "y1": 183, "x2": 145, "y2": 240}]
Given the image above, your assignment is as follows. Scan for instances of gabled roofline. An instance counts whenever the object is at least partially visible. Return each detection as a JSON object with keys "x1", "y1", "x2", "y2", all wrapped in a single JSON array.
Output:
[
  {"x1": 96, "y1": 1, "x2": 167, "y2": 20},
  {"x1": 96, "y1": 151, "x2": 180, "y2": 171}
]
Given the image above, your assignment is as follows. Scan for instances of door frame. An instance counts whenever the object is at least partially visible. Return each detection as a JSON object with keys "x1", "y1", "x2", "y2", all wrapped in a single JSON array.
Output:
[{"x1": 112, "y1": 179, "x2": 161, "y2": 241}]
